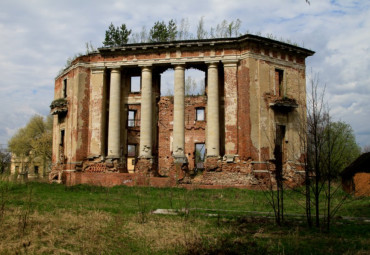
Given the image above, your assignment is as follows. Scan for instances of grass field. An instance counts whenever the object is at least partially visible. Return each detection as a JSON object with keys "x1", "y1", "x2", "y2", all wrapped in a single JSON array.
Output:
[{"x1": 0, "y1": 179, "x2": 369, "y2": 254}]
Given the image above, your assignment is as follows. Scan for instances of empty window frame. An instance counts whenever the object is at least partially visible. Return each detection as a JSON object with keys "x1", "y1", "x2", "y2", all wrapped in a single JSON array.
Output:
[
  {"x1": 127, "y1": 144, "x2": 136, "y2": 157},
  {"x1": 196, "y1": 107, "x2": 205, "y2": 121},
  {"x1": 128, "y1": 110, "x2": 136, "y2": 127},
  {"x1": 130, "y1": 76, "x2": 141, "y2": 93},
  {"x1": 60, "y1": 130, "x2": 65, "y2": 147},
  {"x1": 195, "y1": 143, "x2": 206, "y2": 170},
  {"x1": 34, "y1": 166, "x2": 39, "y2": 174},
  {"x1": 63, "y1": 79, "x2": 68, "y2": 98},
  {"x1": 275, "y1": 69, "x2": 284, "y2": 97}
]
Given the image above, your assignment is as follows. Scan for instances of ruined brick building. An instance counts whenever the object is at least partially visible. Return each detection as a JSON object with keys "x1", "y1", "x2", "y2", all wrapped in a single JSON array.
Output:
[{"x1": 50, "y1": 34, "x2": 314, "y2": 187}]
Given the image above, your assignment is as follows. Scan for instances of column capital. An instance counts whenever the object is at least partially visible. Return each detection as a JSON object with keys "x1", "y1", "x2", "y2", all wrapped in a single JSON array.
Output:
[
  {"x1": 222, "y1": 59, "x2": 239, "y2": 67},
  {"x1": 171, "y1": 62, "x2": 186, "y2": 67},
  {"x1": 91, "y1": 67, "x2": 106, "y2": 74},
  {"x1": 139, "y1": 63, "x2": 152, "y2": 67},
  {"x1": 140, "y1": 65, "x2": 152, "y2": 72},
  {"x1": 205, "y1": 61, "x2": 219, "y2": 67},
  {"x1": 110, "y1": 68, "x2": 121, "y2": 73},
  {"x1": 106, "y1": 66, "x2": 121, "y2": 71}
]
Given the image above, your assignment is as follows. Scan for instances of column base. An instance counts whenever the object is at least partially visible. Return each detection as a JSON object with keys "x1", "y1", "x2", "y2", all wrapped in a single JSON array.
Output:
[
  {"x1": 135, "y1": 157, "x2": 158, "y2": 176},
  {"x1": 169, "y1": 156, "x2": 189, "y2": 183},
  {"x1": 223, "y1": 154, "x2": 236, "y2": 163},
  {"x1": 204, "y1": 156, "x2": 221, "y2": 172},
  {"x1": 106, "y1": 155, "x2": 120, "y2": 160},
  {"x1": 173, "y1": 155, "x2": 188, "y2": 164}
]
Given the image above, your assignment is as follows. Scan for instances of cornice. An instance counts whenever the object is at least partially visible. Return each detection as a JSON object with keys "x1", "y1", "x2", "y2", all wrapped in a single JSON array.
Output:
[{"x1": 98, "y1": 34, "x2": 314, "y2": 57}]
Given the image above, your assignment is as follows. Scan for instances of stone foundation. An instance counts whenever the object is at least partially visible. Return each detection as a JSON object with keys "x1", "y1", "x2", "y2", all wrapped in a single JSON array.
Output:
[
  {"x1": 52, "y1": 156, "x2": 306, "y2": 189},
  {"x1": 204, "y1": 157, "x2": 220, "y2": 171},
  {"x1": 135, "y1": 158, "x2": 158, "y2": 176}
]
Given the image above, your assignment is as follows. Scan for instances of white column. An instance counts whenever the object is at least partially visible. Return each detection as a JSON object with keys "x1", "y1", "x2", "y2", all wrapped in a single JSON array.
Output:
[
  {"x1": 206, "y1": 62, "x2": 220, "y2": 157},
  {"x1": 107, "y1": 68, "x2": 121, "y2": 158},
  {"x1": 173, "y1": 65, "x2": 186, "y2": 162},
  {"x1": 139, "y1": 66, "x2": 153, "y2": 158}
]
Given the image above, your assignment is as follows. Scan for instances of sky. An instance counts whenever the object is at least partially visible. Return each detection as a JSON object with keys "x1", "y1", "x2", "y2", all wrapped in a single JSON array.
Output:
[{"x1": 0, "y1": 0, "x2": 369, "y2": 148}]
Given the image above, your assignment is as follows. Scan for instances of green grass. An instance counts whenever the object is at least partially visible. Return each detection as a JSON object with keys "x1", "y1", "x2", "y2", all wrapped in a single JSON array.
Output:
[{"x1": 0, "y1": 180, "x2": 369, "y2": 254}]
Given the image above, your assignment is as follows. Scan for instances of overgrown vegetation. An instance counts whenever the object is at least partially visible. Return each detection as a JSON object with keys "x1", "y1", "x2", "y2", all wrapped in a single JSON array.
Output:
[
  {"x1": 0, "y1": 180, "x2": 368, "y2": 254},
  {"x1": 103, "y1": 23, "x2": 132, "y2": 47},
  {"x1": 59, "y1": 17, "x2": 304, "y2": 76},
  {"x1": 284, "y1": 73, "x2": 363, "y2": 231},
  {"x1": 7, "y1": 115, "x2": 53, "y2": 177},
  {"x1": 0, "y1": 147, "x2": 10, "y2": 174},
  {"x1": 102, "y1": 17, "x2": 300, "y2": 46}
]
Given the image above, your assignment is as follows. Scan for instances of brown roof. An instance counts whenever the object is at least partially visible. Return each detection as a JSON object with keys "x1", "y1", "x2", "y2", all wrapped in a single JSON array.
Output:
[{"x1": 340, "y1": 152, "x2": 370, "y2": 179}]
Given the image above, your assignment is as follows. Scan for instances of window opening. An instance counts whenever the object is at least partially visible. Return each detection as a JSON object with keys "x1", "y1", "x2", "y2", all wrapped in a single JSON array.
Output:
[
  {"x1": 60, "y1": 130, "x2": 65, "y2": 147},
  {"x1": 195, "y1": 143, "x2": 206, "y2": 171},
  {"x1": 275, "y1": 69, "x2": 284, "y2": 97},
  {"x1": 274, "y1": 124, "x2": 286, "y2": 166},
  {"x1": 34, "y1": 166, "x2": 39, "y2": 174},
  {"x1": 63, "y1": 79, "x2": 67, "y2": 98},
  {"x1": 131, "y1": 76, "x2": 141, "y2": 92},
  {"x1": 185, "y1": 69, "x2": 206, "y2": 96},
  {"x1": 196, "y1": 108, "x2": 205, "y2": 121},
  {"x1": 127, "y1": 144, "x2": 137, "y2": 173},
  {"x1": 128, "y1": 110, "x2": 136, "y2": 127}
]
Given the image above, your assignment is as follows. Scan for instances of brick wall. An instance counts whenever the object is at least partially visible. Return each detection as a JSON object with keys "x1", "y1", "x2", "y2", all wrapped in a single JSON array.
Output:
[{"x1": 157, "y1": 96, "x2": 206, "y2": 176}]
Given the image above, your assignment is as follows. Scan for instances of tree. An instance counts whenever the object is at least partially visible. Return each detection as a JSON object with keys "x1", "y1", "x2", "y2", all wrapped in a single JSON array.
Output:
[
  {"x1": 0, "y1": 148, "x2": 10, "y2": 174},
  {"x1": 149, "y1": 20, "x2": 177, "y2": 42},
  {"x1": 322, "y1": 121, "x2": 361, "y2": 178},
  {"x1": 362, "y1": 145, "x2": 370, "y2": 153},
  {"x1": 8, "y1": 115, "x2": 53, "y2": 176},
  {"x1": 167, "y1": 19, "x2": 177, "y2": 41},
  {"x1": 209, "y1": 19, "x2": 242, "y2": 38},
  {"x1": 306, "y1": 73, "x2": 328, "y2": 228},
  {"x1": 185, "y1": 76, "x2": 196, "y2": 96},
  {"x1": 185, "y1": 76, "x2": 205, "y2": 96},
  {"x1": 196, "y1": 16, "x2": 208, "y2": 39},
  {"x1": 103, "y1": 23, "x2": 132, "y2": 47},
  {"x1": 177, "y1": 18, "x2": 192, "y2": 40},
  {"x1": 301, "y1": 72, "x2": 361, "y2": 230},
  {"x1": 85, "y1": 41, "x2": 96, "y2": 54}
]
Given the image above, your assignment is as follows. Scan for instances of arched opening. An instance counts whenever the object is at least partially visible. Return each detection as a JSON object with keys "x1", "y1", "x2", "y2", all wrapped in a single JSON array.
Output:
[{"x1": 185, "y1": 68, "x2": 205, "y2": 96}]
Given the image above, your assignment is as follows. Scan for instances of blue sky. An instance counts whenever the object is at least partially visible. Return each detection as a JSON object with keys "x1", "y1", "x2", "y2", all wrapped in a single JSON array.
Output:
[{"x1": 0, "y1": 0, "x2": 369, "y2": 148}]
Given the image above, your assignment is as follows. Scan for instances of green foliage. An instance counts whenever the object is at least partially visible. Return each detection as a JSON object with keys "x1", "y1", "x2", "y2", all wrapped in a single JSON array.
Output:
[
  {"x1": 0, "y1": 148, "x2": 10, "y2": 174},
  {"x1": 0, "y1": 181, "x2": 368, "y2": 254},
  {"x1": 103, "y1": 22, "x2": 132, "y2": 47},
  {"x1": 8, "y1": 115, "x2": 53, "y2": 173},
  {"x1": 322, "y1": 121, "x2": 361, "y2": 178},
  {"x1": 149, "y1": 19, "x2": 177, "y2": 42},
  {"x1": 196, "y1": 16, "x2": 207, "y2": 39},
  {"x1": 207, "y1": 18, "x2": 243, "y2": 39},
  {"x1": 50, "y1": 98, "x2": 67, "y2": 108}
]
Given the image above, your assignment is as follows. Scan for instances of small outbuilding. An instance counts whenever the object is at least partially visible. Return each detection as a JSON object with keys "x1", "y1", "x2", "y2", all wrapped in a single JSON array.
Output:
[{"x1": 340, "y1": 152, "x2": 370, "y2": 196}]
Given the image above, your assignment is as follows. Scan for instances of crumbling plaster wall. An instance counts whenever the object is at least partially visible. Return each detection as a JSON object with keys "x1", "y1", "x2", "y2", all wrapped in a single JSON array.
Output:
[
  {"x1": 89, "y1": 68, "x2": 107, "y2": 158},
  {"x1": 53, "y1": 67, "x2": 90, "y2": 170},
  {"x1": 244, "y1": 53, "x2": 307, "y2": 168}
]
